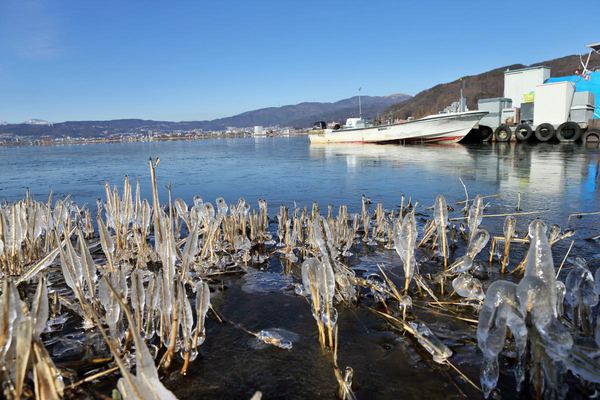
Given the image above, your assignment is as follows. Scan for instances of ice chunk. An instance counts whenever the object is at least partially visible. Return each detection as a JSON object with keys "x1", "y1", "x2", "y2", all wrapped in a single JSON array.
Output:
[
  {"x1": 398, "y1": 295, "x2": 412, "y2": 311},
  {"x1": 466, "y1": 229, "x2": 490, "y2": 259},
  {"x1": 452, "y1": 273, "x2": 484, "y2": 300},
  {"x1": 503, "y1": 216, "x2": 516, "y2": 240},
  {"x1": 524, "y1": 220, "x2": 557, "y2": 310},
  {"x1": 234, "y1": 235, "x2": 251, "y2": 252},
  {"x1": 408, "y1": 321, "x2": 452, "y2": 364},
  {"x1": 433, "y1": 195, "x2": 448, "y2": 227},
  {"x1": 433, "y1": 195, "x2": 448, "y2": 259},
  {"x1": 477, "y1": 281, "x2": 522, "y2": 356},
  {"x1": 468, "y1": 195, "x2": 484, "y2": 241},
  {"x1": 517, "y1": 276, "x2": 572, "y2": 359},
  {"x1": 77, "y1": 229, "x2": 97, "y2": 297},
  {"x1": 215, "y1": 197, "x2": 228, "y2": 216},
  {"x1": 320, "y1": 305, "x2": 338, "y2": 327},
  {"x1": 174, "y1": 198, "x2": 189, "y2": 221},
  {"x1": 565, "y1": 258, "x2": 598, "y2": 309},
  {"x1": 555, "y1": 281, "x2": 566, "y2": 318},
  {"x1": 449, "y1": 229, "x2": 489, "y2": 273},
  {"x1": 255, "y1": 329, "x2": 294, "y2": 350},
  {"x1": 31, "y1": 277, "x2": 49, "y2": 338},
  {"x1": 0, "y1": 280, "x2": 19, "y2": 361},
  {"x1": 477, "y1": 280, "x2": 527, "y2": 397},
  {"x1": 194, "y1": 280, "x2": 210, "y2": 346},
  {"x1": 130, "y1": 269, "x2": 146, "y2": 328},
  {"x1": 556, "y1": 344, "x2": 600, "y2": 384},
  {"x1": 301, "y1": 257, "x2": 335, "y2": 307},
  {"x1": 393, "y1": 210, "x2": 417, "y2": 290}
]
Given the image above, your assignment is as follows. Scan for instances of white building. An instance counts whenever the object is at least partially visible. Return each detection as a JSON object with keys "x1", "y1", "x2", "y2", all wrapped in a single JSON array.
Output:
[
  {"x1": 504, "y1": 66, "x2": 551, "y2": 108},
  {"x1": 254, "y1": 126, "x2": 266, "y2": 136}
]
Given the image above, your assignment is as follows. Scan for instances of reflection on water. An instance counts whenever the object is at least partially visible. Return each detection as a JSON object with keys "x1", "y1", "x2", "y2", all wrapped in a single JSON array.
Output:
[
  {"x1": 308, "y1": 141, "x2": 600, "y2": 215},
  {"x1": 1, "y1": 137, "x2": 598, "y2": 220}
]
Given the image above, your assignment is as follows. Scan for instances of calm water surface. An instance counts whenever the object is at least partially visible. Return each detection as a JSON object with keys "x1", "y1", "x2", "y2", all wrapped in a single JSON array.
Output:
[
  {"x1": 1, "y1": 137, "x2": 599, "y2": 213},
  {"x1": 1, "y1": 137, "x2": 599, "y2": 399}
]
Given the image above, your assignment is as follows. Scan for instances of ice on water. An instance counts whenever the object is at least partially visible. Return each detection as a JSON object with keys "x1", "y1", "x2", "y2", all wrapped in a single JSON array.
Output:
[
  {"x1": 408, "y1": 321, "x2": 452, "y2": 364},
  {"x1": 474, "y1": 219, "x2": 600, "y2": 398},
  {"x1": 452, "y1": 273, "x2": 484, "y2": 301},
  {"x1": 393, "y1": 210, "x2": 417, "y2": 287}
]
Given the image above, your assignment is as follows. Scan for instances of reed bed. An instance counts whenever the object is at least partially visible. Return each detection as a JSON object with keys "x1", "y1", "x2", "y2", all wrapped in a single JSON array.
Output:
[{"x1": 0, "y1": 159, "x2": 598, "y2": 399}]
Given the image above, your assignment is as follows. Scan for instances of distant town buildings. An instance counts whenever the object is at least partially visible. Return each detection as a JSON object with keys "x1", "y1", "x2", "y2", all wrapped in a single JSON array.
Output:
[{"x1": 0, "y1": 125, "x2": 305, "y2": 146}]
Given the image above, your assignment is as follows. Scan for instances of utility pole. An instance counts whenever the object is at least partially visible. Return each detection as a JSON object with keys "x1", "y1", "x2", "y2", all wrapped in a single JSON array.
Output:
[{"x1": 460, "y1": 78, "x2": 465, "y2": 112}]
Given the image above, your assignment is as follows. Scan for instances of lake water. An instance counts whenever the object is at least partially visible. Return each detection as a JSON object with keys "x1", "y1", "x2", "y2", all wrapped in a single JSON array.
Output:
[
  {"x1": 1, "y1": 137, "x2": 599, "y2": 399},
  {"x1": 2, "y1": 137, "x2": 599, "y2": 213},
  {"x1": 1, "y1": 137, "x2": 599, "y2": 246}
]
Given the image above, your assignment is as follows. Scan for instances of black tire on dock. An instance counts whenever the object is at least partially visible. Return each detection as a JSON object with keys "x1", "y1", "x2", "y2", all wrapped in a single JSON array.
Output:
[
  {"x1": 582, "y1": 129, "x2": 600, "y2": 145},
  {"x1": 535, "y1": 123, "x2": 555, "y2": 142},
  {"x1": 480, "y1": 125, "x2": 493, "y2": 142},
  {"x1": 556, "y1": 122, "x2": 581, "y2": 142},
  {"x1": 514, "y1": 123, "x2": 533, "y2": 142},
  {"x1": 494, "y1": 124, "x2": 512, "y2": 142}
]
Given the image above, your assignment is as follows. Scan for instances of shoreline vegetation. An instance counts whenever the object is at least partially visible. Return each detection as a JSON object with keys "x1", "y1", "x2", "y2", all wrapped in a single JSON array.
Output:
[{"x1": 0, "y1": 160, "x2": 599, "y2": 399}]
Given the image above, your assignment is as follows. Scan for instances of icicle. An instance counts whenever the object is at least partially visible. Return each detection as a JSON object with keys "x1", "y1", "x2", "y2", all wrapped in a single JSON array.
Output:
[
  {"x1": 564, "y1": 257, "x2": 598, "y2": 334},
  {"x1": 193, "y1": 280, "x2": 210, "y2": 348},
  {"x1": 467, "y1": 195, "x2": 484, "y2": 242},
  {"x1": 180, "y1": 225, "x2": 199, "y2": 277},
  {"x1": 97, "y1": 216, "x2": 115, "y2": 266},
  {"x1": 178, "y1": 282, "x2": 193, "y2": 361},
  {"x1": 450, "y1": 229, "x2": 490, "y2": 273},
  {"x1": 393, "y1": 210, "x2": 417, "y2": 292},
  {"x1": 31, "y1": 276, "x2": 49, "y2": 338},
  {"x1": 433, "y1": 195, "x2": 449, "y2": 268},
  {"x1": 517, "y1": 276, "x2": 572, "y2": 359},
  {"x1": 501, "y1": 216, "x2": 516, "y2": 272},
  {"x1": 131, "y1": 269, "x2": 146, "y2": 331},
  {"x1": 77, "y1": 229, "x2": 97, "y2": 297},
  {"x1": 215, "y1": 197, "x2": 228, "y2": 216},
  {"x1": 301, "y1": 257, "x2": 334, "y2": 308},
  {"x1": 174, "y1": 199, "x2": 189, "y2": 224},
  {"x1": 408, "y1": 321, "x2": 452, "y2": 364},
  {"x1": 58, "y1": 235, "x2": 80, "y2": 294},
  {"x1": 15, "y1": 314, "x2": 33, "y2": 400},
  {"x1": 0, "y1": 280, "x2": 19, "y2": 363},
  {"x1": 524, "y1": 220, "x2": 557, "y2": 310},
  {"x1": 477, "y1": 280, "x2": 526, "y2": 398}
]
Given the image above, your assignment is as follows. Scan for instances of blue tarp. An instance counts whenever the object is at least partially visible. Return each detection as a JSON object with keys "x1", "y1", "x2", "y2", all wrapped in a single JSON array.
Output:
[{"x1": 546, "y1": 71, "x2": 600, "y2": 119}]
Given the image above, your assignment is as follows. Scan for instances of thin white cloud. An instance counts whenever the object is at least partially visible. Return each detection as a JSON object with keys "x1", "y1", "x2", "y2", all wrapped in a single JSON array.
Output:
[{"x1": 0, "y1": 0, "x2": 63, "y2": 59}]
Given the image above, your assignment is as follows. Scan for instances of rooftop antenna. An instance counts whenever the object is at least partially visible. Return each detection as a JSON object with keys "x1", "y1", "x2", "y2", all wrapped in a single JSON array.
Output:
[
  {"x1": 358, "y1": 87, "x2": 362, "y2": 119},
  {"x1": 580, "y1": 42, "x2": 600, "y2": 77}
]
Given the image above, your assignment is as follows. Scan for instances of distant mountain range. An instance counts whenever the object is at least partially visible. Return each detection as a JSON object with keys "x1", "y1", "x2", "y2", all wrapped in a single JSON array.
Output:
[
  {"x1": 4, "y1": 51, "x2": 597, "y2": 139},
  {"x1": 0, "y1": 94, "x2": 410, "y2": 138},
  {"x1": 384, "y1": 53, "x2": 600, "y2": 120}
]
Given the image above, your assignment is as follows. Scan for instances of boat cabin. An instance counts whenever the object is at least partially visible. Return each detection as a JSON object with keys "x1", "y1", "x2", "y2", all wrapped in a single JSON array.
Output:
[{"x1": 345, "y1": 118, "x2": 367, "y2": 129}]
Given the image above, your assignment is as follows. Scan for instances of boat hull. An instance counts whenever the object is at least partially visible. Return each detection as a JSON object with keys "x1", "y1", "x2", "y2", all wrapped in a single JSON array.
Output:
[{"x1": 308, "y1": 111, "x2": 488, "y2": 144}]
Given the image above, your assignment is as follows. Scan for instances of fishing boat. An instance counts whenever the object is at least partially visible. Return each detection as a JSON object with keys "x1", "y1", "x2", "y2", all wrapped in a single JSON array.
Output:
[{"x1": 309, "y1": 110, "x2": 488, "y2": 144}]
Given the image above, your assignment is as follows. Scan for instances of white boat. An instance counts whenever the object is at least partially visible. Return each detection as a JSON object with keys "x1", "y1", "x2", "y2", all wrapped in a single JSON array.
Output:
[{"x1": 309, "y1": 110, "x2": 488, "y2": 144}]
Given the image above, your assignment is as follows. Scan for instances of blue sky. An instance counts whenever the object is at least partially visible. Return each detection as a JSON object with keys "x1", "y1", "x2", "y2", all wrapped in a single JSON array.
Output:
[{"x1": 0, "y1": 0, "x2": 598, "y2": 123}]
